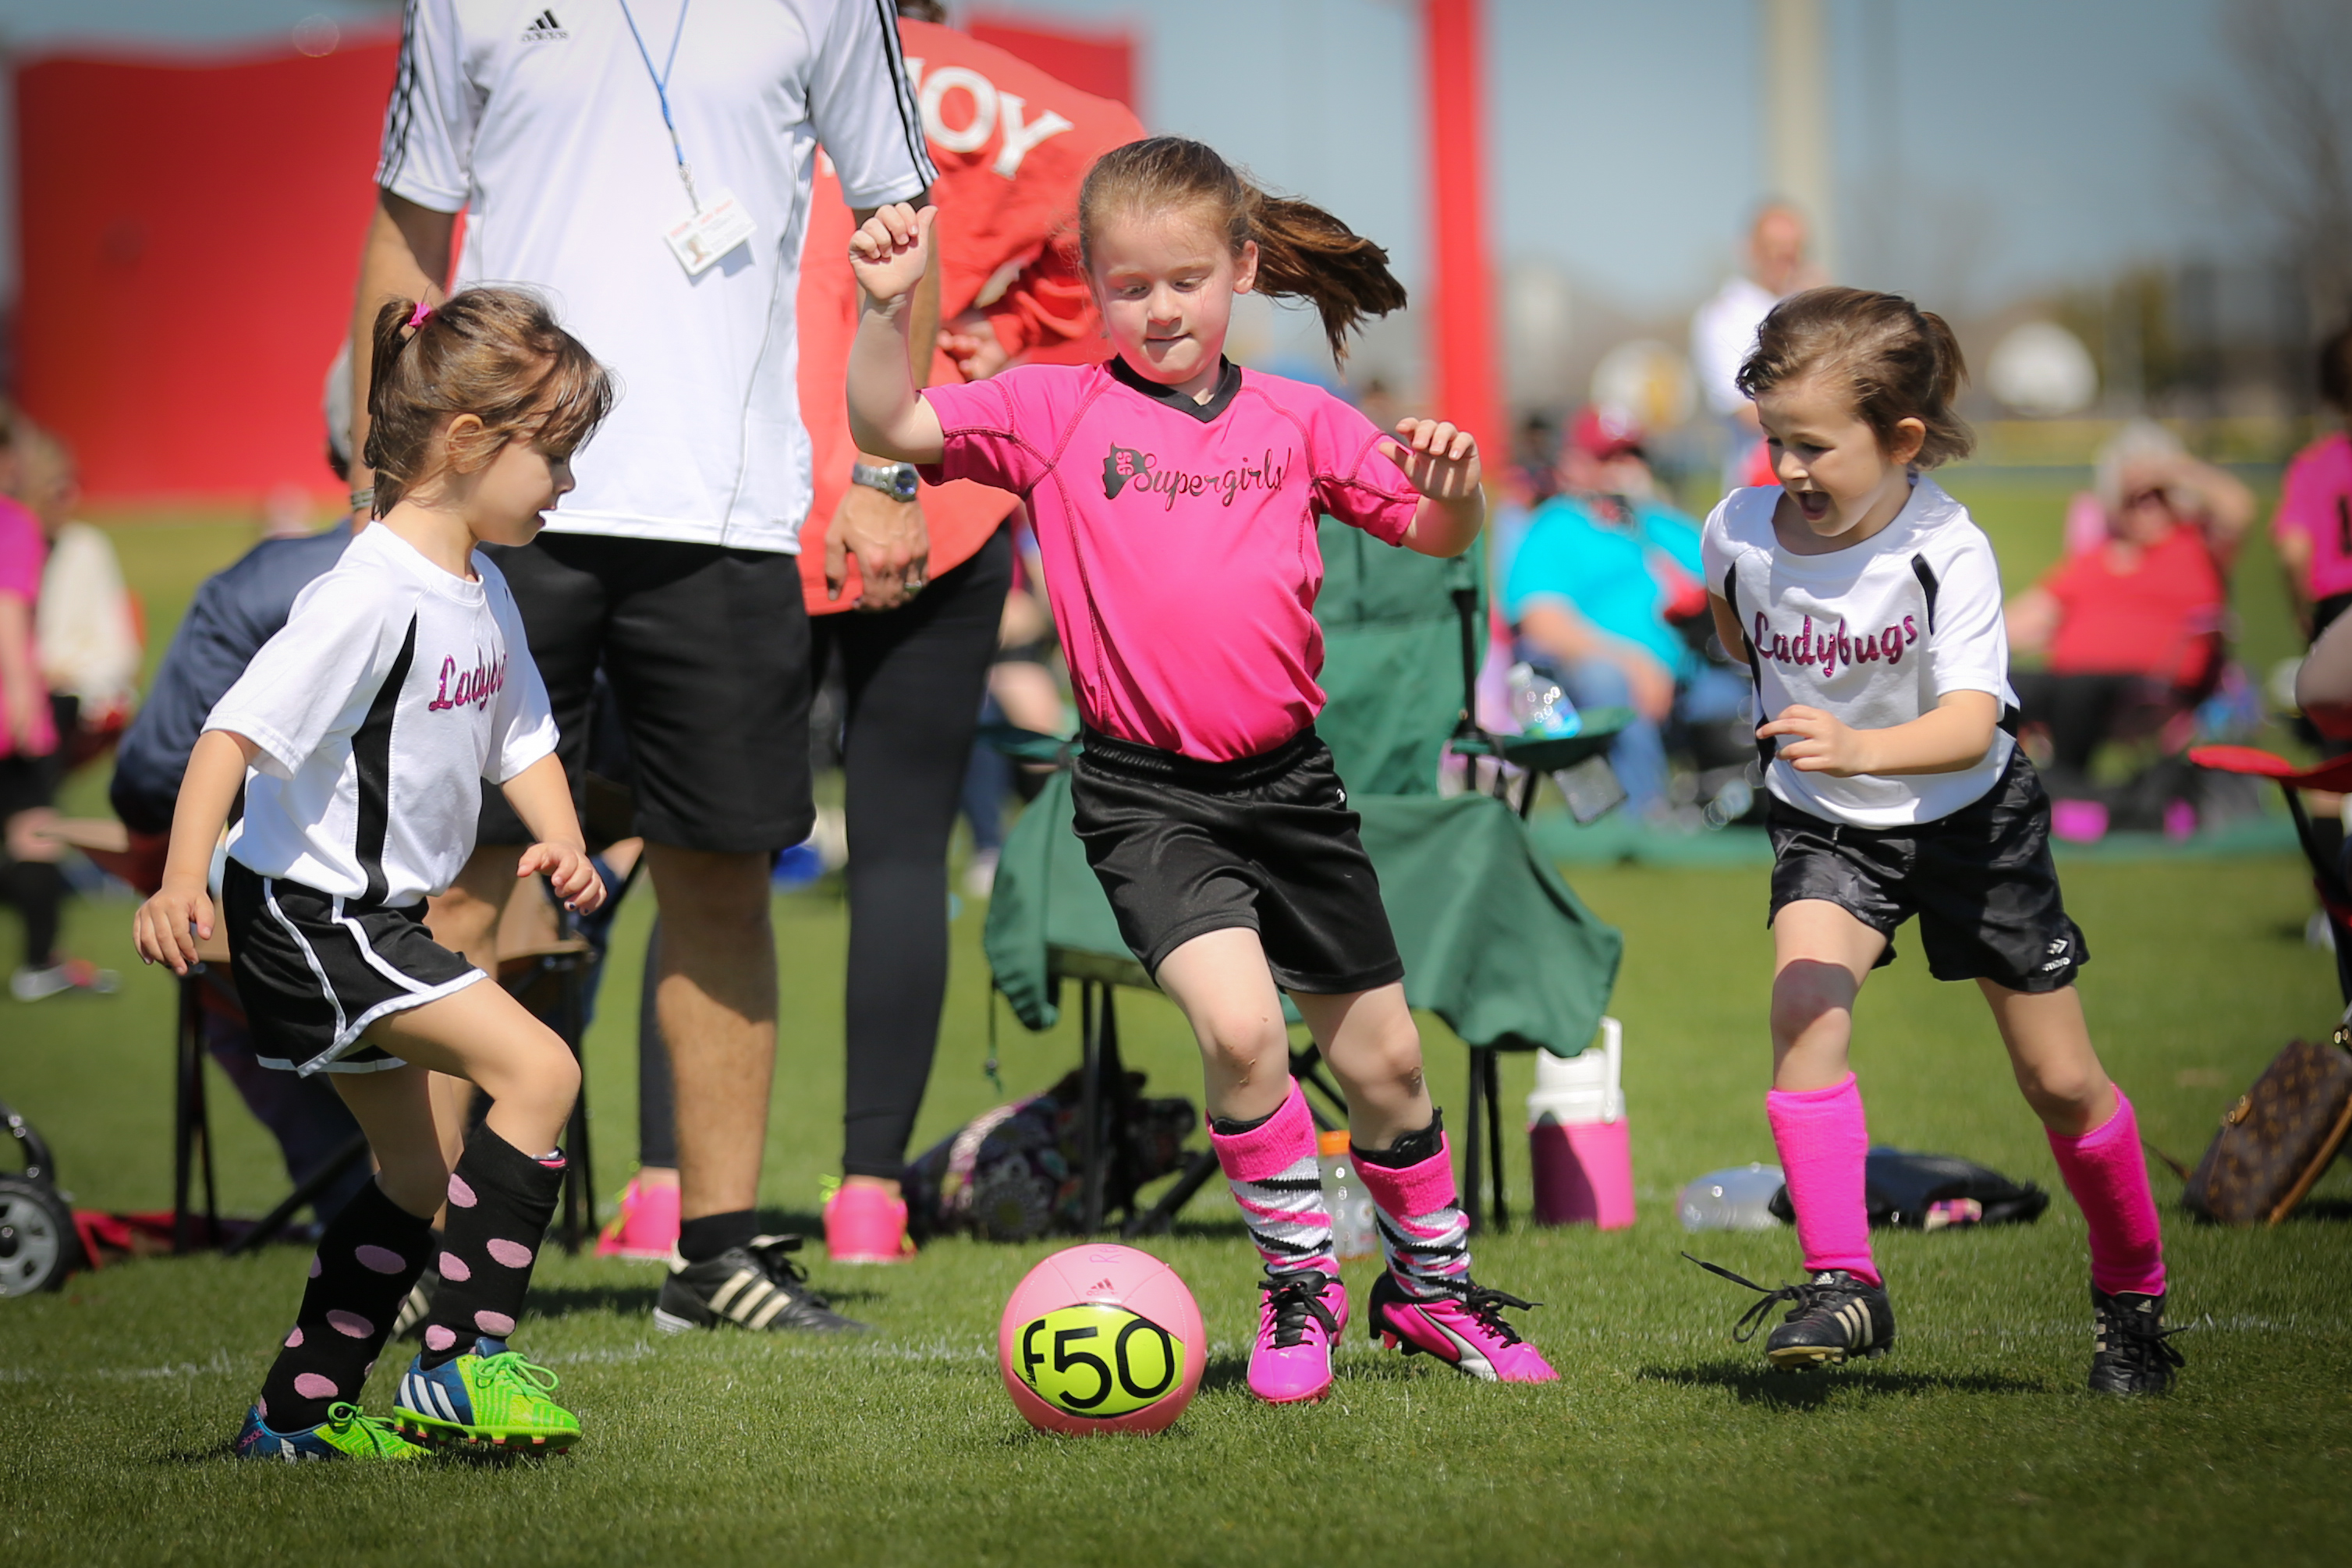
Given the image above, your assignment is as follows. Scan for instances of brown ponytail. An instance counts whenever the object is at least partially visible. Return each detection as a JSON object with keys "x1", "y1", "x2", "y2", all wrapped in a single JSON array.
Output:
[
  {"x1": 364, "y1": 286, "x2": 614, "y2": 515},
  {"x1": 1077, "y1": 137, "x2": 1406, "y2": 364},
  {"x1": 1736, "y1": 286, "x2": 1974, "y2": 468}
]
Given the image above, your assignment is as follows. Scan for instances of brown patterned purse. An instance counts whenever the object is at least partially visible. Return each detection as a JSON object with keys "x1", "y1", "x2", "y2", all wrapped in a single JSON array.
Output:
[{"x1": 2179, "y1": 1027, "x2": 2352, "y2": 1225}]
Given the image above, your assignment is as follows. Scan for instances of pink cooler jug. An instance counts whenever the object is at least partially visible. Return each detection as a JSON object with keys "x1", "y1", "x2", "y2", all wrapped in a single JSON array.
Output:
[{"x1": 1529, "y1": 1017, "x2": 1634, "y2": 1229}]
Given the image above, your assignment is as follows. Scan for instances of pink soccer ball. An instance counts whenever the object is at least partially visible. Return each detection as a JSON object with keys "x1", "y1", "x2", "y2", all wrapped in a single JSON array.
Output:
[{"x1": 998, "y1": 1243, "x2": 1205, "y2": 1435}]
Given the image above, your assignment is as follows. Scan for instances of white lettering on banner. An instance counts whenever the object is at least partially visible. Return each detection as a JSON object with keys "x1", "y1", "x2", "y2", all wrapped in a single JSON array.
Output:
[
  {"x1": 992, "y1": 93, "x2": 1073, "y2": 179},
  {"x1": 903, "y1": 59, "x2": 1076, "y2": 181},
  {"x1": 922, "y1": 65, "x2": 998, "y2": 153}
]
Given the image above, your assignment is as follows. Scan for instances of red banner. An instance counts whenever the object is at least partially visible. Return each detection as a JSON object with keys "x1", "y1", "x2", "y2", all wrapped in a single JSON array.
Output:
[{"x1": 14, "y1": 34, "x2": 399, "y2": 503}]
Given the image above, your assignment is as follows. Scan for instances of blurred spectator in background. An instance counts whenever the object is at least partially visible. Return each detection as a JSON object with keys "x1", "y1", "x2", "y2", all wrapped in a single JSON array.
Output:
[
  {"x1": 1504, "y1": 407, "x2": 1749, "y2": 818},
  {"x1": 1691, "y1": 203, "x2": 1818, "y2": 490},
  {"x1": 961, "y1": 509, "x2": 1065, "y2": 899},
  {"x1": 1, "y1": 410, "x2": 116, "y2": 1001},
  {"x1": 2273, "y1": 322, "x2": 2352, "y2": 641},
  {"x1": 2006, "y1": 421, "x2": 2254, "y2": 793},
  {"x1": 20, "y1": 427, "x2": 142, "y2": 769}
]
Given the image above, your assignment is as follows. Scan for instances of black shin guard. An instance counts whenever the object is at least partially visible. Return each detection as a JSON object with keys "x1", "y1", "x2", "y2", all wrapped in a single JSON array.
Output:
[
  {"x1": 257, "y1": 1180, "x2": 432, "y2": 1430},
  {"x1": 417, "y1": 1126, "x2": 563, "y2": 1368}
]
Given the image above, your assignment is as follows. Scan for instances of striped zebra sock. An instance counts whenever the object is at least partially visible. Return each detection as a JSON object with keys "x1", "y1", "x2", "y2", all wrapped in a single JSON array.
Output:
[
  {"x1": 1208, "y1": 1080, "x2": 1336, "y2": 1279},
  {"x1": 1354, "y1": 1115, "x2": 1471, "y2": 1300}
]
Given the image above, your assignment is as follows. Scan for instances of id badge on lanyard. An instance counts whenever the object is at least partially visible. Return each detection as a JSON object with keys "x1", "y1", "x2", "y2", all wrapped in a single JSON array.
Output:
[{"x1": 619, "y1": 0, "x2": 757, "y2": 277}]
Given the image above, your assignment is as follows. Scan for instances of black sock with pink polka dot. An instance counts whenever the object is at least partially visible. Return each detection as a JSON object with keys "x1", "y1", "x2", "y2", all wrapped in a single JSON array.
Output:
[
  {"x1": 417, "y1": 1126, "x2": 564, "y2": 1370},
  {"x1": 256, "y1": 1179, "x2": 432, "y2": 1431}
]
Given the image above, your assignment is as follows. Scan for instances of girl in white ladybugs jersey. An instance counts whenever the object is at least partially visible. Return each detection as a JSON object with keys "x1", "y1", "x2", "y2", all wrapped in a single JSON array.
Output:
[
  {"x1": 1687, "y1": 288, "x2": 2180, "y2": 1396},
  {"x1": 135, "y1": 289, "x2": 618, "y2": 1459}
]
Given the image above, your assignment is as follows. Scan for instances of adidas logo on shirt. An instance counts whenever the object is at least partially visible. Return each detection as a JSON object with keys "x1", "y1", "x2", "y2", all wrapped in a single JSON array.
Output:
[{"x1": 521, "y1": 9, "x2": 567, "y2": 41}]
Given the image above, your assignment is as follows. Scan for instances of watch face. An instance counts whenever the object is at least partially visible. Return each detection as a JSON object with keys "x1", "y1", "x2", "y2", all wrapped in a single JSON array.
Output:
[{"x1": 890, "y1": 465, "x2": 918, "y2": 502}]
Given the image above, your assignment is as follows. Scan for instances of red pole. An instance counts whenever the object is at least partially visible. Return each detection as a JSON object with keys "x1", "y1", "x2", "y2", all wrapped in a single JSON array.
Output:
[{"x1": 1421, "y1": 0, "x2": 1499, "y2": 463}]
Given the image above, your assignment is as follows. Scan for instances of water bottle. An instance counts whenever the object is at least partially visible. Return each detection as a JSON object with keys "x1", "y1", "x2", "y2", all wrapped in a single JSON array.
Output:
[
  {"x1": 1675, "y1": 1163, "x2": 1787, "y2": 1232},
  {"x1": 1317, "y1": 1130, "x2": 1378, "y2": 1261},
  {"x1": 1505, "y1": 662, "x2": 1581, "y2": 739}
]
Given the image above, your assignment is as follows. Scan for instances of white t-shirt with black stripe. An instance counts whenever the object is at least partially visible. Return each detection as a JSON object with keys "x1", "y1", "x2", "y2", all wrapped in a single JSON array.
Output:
[
  {"x1": 209, "y1": 526, "x2": 558, "y2": 907},
  {"x1": 378, "y1": 0, "x2": 936, "y2": 553},
  {"x1": 1701, "y1": 477, "x2": 2017, "y2": 829}
]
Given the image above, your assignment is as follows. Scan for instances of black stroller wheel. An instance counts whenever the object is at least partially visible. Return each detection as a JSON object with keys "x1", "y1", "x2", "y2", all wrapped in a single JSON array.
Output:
[{"x1": 0, "y1": 1173, "x2": 76, "y2": 1295}]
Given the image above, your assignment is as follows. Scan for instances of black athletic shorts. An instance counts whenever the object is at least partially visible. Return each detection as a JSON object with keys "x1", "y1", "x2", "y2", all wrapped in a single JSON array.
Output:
[
  {"x1": 1767, "y1": 747, "x2": 2088, "y2": 992},
  {"x1": 477, "y1": 534, "x2": 813, "y2": 854},
  {"x1": 222, "y1": 860, "x2": 483, "y2": 1076},
  {"x1": 1069, "y1": 725, "x2": 1405, "y2": 994}
]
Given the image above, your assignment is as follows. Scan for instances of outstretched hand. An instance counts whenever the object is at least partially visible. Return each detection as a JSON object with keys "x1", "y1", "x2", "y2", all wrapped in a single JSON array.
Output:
[
  {"x1": 133, "y1": 878, "x2": 214, "y2": 977},
  {"x1": 1756, "y1": 704, "x2": 1874, "y2": 775},
  {"x1": 518, "y1": 842, "x2": 606, "y2": 914},
  {"x1": 1381, "y1": 418, "x2": 1481, "y2": 502},
  {"x1": 848, "y1": 202, "x2": 935, "y2": 308}
]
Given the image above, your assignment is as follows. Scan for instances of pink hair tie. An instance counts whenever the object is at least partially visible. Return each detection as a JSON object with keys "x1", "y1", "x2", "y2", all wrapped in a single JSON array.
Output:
[{"x1": 407, "y1": 299, "x2": 435, "y2": 330}]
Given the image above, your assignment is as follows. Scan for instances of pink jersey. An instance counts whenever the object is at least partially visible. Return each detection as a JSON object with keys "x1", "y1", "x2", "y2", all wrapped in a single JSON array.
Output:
[
  {"x1": 921, "y1": 359, "x2": 1421, "y2": 761},
  {"x1": 2276, "y1": 431, "x2": 2352, "y2": 604},
  {"x1": 0, "y1": 495, "x2": 55, "y2": 760}
]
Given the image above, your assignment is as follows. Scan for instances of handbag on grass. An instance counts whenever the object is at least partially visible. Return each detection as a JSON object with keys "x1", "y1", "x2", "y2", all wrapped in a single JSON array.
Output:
[{"x1": 2178, "y1": 1027, "x2": 2352, "y2": 1226}]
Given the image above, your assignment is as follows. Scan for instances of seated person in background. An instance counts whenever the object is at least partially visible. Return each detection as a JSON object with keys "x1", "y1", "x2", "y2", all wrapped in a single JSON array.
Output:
[
  {"x1": 1503, "y1": 407, "x2": 1749, "y2": 818},
  {"x1": 20, "y1": 426, "x2": 142, "y2": 769},
  {"x1": 2272, "y1": 322, "x2": 2352, "y2": 640},
  {"x1": 2006, "y1": 422, "x2": 2252, "y2": 790}
]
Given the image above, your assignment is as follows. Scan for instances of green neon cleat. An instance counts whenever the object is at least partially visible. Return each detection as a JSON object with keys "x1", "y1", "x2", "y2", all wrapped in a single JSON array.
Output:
[
  {"x1": 236, "y1": 1400, "x2": 431, "y2": 1462},
  {"x1": 393, "y1": 1340, "x2": 581, "y2": 1453}
]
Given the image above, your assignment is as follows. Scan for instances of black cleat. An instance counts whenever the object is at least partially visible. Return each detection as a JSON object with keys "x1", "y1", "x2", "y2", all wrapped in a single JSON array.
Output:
[
  {"x1": 1685, "y1": 1253, "x2": 1895, "y2": 1371},
  {"x1": 2088, "y1": 1289, "x2": 2183, "y2": 1396},
  {"x1": 653, "y1": 1233, "x2": 868, "y2": 1335}
]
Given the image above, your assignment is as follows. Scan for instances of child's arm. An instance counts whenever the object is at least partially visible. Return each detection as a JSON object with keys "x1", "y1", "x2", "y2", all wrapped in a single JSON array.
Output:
[
  {"x1": 846, "y1": 202, "x2": 946, "y2": 466},
  {"x1": 1708, "y1": 591, "x2": 1750, "y2": 665},
  {"x1": 1384, "y1": 419, "x2": 1485, "y2": 559},
  {"x1": 133, "y1": 728, "x2": 259, "y2": 974},
  {"x1": 1759, "y1": 690, "x2": 2001, "y2": 778},
  {"x1": 498, "y1": 752, "x2": 605, "y2": 915}
]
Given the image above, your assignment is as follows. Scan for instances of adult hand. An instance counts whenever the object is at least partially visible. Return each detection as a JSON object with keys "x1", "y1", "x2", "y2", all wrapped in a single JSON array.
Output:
[
  {"x1": 1381, "y1": 418, "x2": 1482, "y2": 501},
  {"x1": 940, "y1": 311, "x2": 1010, "y2": 381},
  {"x1": 849, "y1": 203, "x2": 935, "y2": 309},
  {"x1": 133, "y1": 875, "x2": 214, "y2": 976},
  {"x1": 1757, "y1": 704, "x2": 1873, "y2": 775},
  {"x1": 517, "y1": 841, "x2": 605, "y2": 914},
  {"x1": 825, "y1": 483, "x2": 931, "y2": 611}
]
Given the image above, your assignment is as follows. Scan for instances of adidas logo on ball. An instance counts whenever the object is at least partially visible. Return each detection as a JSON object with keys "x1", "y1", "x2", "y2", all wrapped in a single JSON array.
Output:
[{"x1": 521, "y1": 9, "x2": 567, "y2": 41}]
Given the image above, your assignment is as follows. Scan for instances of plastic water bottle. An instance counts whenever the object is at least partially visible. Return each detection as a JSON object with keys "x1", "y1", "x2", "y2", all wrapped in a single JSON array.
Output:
[
  {"x1": 1675, "y1": 1163, "x2": 1787, "y2": 1232},
  {"x1": 1317, "y1": 1130, "x2": 1378, "y2": 1261},
  {"x1": 1505, "y1": 662, "x2": 1581, "y2": 738}
]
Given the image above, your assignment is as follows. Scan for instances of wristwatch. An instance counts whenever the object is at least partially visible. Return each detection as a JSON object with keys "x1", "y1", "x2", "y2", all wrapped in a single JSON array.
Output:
[{"x1": 850, "y1": 460, "x2": 919, "y2": 503}]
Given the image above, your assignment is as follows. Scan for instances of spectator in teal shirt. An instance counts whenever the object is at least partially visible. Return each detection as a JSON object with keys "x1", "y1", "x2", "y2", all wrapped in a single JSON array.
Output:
[{"x1": 1504, "y1": 409, "x2": 1748, "y2": 816}]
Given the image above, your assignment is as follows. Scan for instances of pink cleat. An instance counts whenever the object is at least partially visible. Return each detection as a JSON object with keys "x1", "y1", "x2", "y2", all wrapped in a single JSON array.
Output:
[
  {"x1": 594, "y1": 1175, "x2": 681, "y2": 1261},
  {"x1": 1368, "y1": 1272, "x2": 1557, "y2": 1383},
  {"x1": 1248, "y1": 1270, "x2": 1350, "y2": 1404},
  {"x1": 823, "y1": 1182, "x2": 915, "y2": 1265}
]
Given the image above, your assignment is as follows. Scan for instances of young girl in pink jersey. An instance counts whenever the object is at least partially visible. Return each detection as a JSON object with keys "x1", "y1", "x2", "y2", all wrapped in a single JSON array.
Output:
[
  {"x1": 849, "y1": 136, "x2": 1555, "y2": 1400},
  {"x1": 1690, "y1": 288, "x2": 2181, "y2": 1395}
]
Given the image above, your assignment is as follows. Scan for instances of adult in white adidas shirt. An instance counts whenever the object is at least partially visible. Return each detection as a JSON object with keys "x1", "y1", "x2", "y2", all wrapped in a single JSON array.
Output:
[{"x1": 349, "y1": 0, "x2": 937, "y2": 1336}]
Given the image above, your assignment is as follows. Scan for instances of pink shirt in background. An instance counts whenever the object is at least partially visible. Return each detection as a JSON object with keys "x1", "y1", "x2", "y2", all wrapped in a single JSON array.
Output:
[
  {"x1": 922, "y1": 359, "x2": 1421, "y2": 761},
  {"x1": 0, "y1": 494, "x2": 57, "y2": 759},
  {"x1": 2274, "y1": 431, "x2": 2352, "y2": 605}
]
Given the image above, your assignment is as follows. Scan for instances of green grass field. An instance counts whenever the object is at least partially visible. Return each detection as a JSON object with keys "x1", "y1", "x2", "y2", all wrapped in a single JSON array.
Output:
[{"x1": 5, "y1": 482, "x2": 2350, "y2": 1566}]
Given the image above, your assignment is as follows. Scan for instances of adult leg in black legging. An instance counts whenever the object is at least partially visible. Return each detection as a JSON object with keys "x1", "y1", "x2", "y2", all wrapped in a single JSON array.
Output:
[{"x1": 815, "y1": 527, "x2": 1011, "y2": 1185}]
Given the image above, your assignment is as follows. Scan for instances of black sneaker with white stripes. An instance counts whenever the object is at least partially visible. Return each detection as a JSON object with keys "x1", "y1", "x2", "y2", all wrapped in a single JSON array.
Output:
[
  {"x1": 390, "y1": 1266, "x2": 439, "y2": 1341},
  {"x1": 653, "y1": 1234, "x2": 867, "y2": 1335},
  {"x1": 2088, "y1": 1288, "x2": 2183, "y2": 1396},
  {"x1": 1685, "y1": 1253, "x2": 1896, "y2": 1371}
]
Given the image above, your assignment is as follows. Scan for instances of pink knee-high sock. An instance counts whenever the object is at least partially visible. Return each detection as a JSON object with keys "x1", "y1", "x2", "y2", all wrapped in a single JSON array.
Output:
[
  {"x1": 2045, "y1": 1087, "x2": 2166, "y2": 1297},
  {"x1": 1766, "y1": 1073, "x2": 1878, "y2": 1286},
  {"x1": 1208, "y1": 1080, "x2": 1337, "y2": 1277},
  {"x1": 1353, "y1": 1131, "x2": 1472, "y2": 1299}
]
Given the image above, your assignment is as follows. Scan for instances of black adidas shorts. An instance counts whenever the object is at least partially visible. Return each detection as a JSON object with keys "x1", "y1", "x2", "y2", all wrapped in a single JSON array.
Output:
[
  {"x1": 476, "y1": 533, "x2": 814, "y2": 855},
  {"x1": 222, "y1": 860, "x2": 484, "y2": 1076},
  {"x1": 1069, "y1": 725, "x2": 1405, "y2": 995},
  {"x1": 1767, "y1": 747, "x2": 2088, "y2": 992}
]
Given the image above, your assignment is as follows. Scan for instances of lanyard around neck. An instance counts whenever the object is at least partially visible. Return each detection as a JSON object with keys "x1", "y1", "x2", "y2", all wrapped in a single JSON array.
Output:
[{"x1": 616, "y1": 0, "x2": 700, "y2": 211}]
